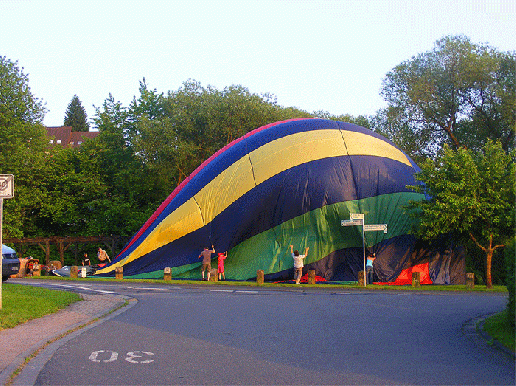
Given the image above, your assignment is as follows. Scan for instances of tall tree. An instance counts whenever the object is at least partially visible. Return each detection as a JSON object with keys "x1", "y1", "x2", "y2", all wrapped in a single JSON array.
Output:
[
  {"x1": 0, "y1": 56, "x2": 48, "y2": 238},
  {"x1": 379, "y1": 36, "x2": 516, "y2": 160},
  {"x1": 92, "y1": 94, "x2": 157, "y2": 235},
  {"x1": 133, "y1": 79, "x2": 312, "y2": 189},
  {"x1": 0, "y1": 56, "x2": 46, "y2": 125},
  {"x1": 408, "y1": 141, "x2": 515, "y2": 288},
  {"x1": 64, "y1": 95, "x2": 89, "y2": 132}
]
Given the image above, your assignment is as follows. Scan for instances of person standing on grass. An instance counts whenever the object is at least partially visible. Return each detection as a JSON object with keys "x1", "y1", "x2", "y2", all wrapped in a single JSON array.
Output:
[
  {"x1": 366, "y1": 252, "x2": 376, "y2": 284},
  {"x1": 199, "y1": 245, "x2": 215, "y2": 281},
  {"x1": 290, "y1": 244, "x2": 309, "y2": 284},
  {"x1": 217, "y1": 251, "x2": 227, "y2": 280}
]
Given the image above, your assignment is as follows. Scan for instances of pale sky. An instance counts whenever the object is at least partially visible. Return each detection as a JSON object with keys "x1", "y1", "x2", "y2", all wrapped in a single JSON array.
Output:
[{"x1": 1, "y1": 0, "x2": 515, "y2": 127}]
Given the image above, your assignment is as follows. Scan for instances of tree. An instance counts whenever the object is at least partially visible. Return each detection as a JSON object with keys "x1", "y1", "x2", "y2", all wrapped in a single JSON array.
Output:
[
  {"x1": 92, "y1": 94, "x2": 159, "y2": 235},
  {"x1": 0, "y1": 56, "x2": 49, "y2": 238},
  {"x1": 34, "y1": 145, "x2": 111, "y2": 236},
  {"x1": 408, "y1": 141, "x2": 515, "y2": 288},
  {"x1": 379, "y1": 36, "x2": 516, "y2": 159},
  {"x1": 0, "y1": 56, "x2": 45, "y2": 125},
  {"x1": 64, "y1": 95, "x2": 89, "y2": 132},
  {"x1": 0, "y1": 56, "x2": 46, "y2": 125},
  {"x1": 135, "y1": 79, "x2": 312, "y2": 188}
]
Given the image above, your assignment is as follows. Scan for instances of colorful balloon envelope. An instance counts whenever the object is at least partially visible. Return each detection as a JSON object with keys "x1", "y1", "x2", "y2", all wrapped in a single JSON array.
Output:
[{"x1": 97, "y1": 118, "x2": 452, "y2": 282}]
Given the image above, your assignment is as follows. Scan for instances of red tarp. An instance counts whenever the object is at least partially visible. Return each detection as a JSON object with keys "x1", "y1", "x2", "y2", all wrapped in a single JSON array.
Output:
[
  {"x1": 375, "y1": 262, "x2": 433, "y2": 285},
  {"x1": 299, "y1": 273, "x2": 327, "y2": 283}
]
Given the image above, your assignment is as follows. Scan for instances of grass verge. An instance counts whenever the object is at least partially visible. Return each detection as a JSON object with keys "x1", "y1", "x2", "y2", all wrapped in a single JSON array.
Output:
[
  {"x1": 482, "y1": 309, "x2": 515, "y2": 353},
  {"x1": 25, "y1": 275, "x2": 509, "y2": 292},
  {"x1": 0, "y1": 283, "x2": 81, "y2": 330}
]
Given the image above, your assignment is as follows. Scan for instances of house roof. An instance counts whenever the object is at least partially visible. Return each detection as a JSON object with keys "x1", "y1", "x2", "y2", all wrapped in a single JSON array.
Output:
[{"x1": 46, "y1": 126, "x2": 99, "y2": 148}]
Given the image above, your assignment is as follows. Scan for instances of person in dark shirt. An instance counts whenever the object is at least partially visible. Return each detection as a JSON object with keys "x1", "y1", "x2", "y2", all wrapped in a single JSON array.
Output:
[{"x1": 199, "y1": 245, "x2": 215, "y2": 281}]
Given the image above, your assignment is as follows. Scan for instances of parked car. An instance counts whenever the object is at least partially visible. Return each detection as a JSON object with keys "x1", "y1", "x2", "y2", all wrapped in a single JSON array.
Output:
[{"x1": 2, "y1": 244, "x2": 20, "y2": 281}]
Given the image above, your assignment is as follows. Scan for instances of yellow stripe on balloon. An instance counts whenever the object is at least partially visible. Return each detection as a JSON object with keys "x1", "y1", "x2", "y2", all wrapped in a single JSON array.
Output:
[{"x1": 340, "y1": 130, "x2": 411, "y2": 165}]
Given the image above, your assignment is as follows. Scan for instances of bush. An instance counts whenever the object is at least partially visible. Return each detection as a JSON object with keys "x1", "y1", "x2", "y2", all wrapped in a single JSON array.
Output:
[{"x1": 505, "y1": 237, "x2": 515, "y2": 328}]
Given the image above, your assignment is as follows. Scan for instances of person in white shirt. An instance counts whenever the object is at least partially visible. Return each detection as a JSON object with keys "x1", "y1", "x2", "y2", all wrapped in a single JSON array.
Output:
[{"x1": 290, "y1": 244, "x2": 309, "y2": 284}]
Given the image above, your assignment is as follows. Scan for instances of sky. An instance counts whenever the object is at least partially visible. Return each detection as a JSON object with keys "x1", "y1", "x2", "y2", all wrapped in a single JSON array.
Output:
[{"x1": 1, "y1": 0, "x2": 515, "y2": 127}]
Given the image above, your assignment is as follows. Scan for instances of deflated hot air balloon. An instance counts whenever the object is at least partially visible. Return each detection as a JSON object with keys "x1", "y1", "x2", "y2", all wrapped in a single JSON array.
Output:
[{"x1": 97, "y1": 118, "x2": 464, "y2": 283}]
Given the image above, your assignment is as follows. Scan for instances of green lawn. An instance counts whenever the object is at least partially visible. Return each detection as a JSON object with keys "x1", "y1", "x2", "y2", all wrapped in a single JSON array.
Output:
[
  {"x1": 0, "y1": 283, "x2": 81, "y2": 330},
  {"x1": 24, "y1": 275, "x2": 510, "y2": 292},
  {"x1": 482, "y1": 309, "x2": 516, "y2": 353}
]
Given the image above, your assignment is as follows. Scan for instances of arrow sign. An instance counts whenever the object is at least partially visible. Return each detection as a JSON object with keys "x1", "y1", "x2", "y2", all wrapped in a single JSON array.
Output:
[
  {"x1": 363, "y1": 224, "x2": 388, "y2": 233},
  {"x1": 0, "y1": 175, "x2": 14, "y2": 199},
  {"x1": 341, "y1": 219, "x2": 363, "y2": 226}
]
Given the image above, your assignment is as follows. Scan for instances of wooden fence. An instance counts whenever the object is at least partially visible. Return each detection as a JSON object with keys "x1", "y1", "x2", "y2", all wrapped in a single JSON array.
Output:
[{"x1": 3, "y1": 235, "x2": 128, "y2": 266}]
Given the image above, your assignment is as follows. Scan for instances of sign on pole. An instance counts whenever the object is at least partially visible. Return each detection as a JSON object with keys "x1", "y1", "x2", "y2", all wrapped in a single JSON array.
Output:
[
  {"x1": 0, "y1": 175, "x2": 14, "y2": 198},
  {"x1": 363, "y1": 224, "x2": 388, "y2": 233},
  {"x1": 341, "y1": 219, "x2": 363, "y2": 227},
  {"x1": 341, "y1": 213, "x2": 388, "y2": 287},
  {"x1": 0, "y1": 174, "x2": 14, "y2": 309}
]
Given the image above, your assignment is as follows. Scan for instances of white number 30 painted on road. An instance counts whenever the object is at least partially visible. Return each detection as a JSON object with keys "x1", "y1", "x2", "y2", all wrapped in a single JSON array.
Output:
[{"x1": 89, "y1": 350, "x2": 155, "y2": 364}]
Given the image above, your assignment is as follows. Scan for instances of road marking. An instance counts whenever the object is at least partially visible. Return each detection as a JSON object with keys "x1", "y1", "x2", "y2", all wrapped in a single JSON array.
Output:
[
  {"x1": 31, "y1": 282, "x2": 117, "y2": 295},
  {"x1": 125, "y1": 286, "x2": 169, "y2": 291},
  {"x1": 126, "y1": 351, "x2": 155, "y2": 364},
  {"x1": 89, "y1": 350, "x2": 118, "y2": 363},
  {"x1": 93, "y1": 289, "x2": 116, "y2": 294},
  {"x1": 88, "y1": 351, "x2": 155, "y2": 364},
  {"x1": 235, "y1": 290, "x2": 259, "y2": 294},
  {"x1": 210, "y1": 289, "x2": 234, "y2": 293}
]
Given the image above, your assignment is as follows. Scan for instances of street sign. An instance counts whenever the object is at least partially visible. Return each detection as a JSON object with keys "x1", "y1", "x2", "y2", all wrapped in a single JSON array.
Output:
[
  {"x1": 340, "y1": 213, "x2": 388, "y2": 287},
  {"x1": 0, "y1": 175, "x2": 14, "y2": 198},
  {"x1": 363, "y1": 224, "x2": 388, "y2": 233},
  {"x1": 341, "y1": 219, "x2": 363, "y2": 226}
]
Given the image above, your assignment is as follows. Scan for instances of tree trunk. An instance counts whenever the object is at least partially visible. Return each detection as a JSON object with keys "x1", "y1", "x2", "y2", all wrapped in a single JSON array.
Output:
[
  {"x1": 469, "y1": 233, "x2": 504, "y2": 290},
  {"x1": 441, "y1": 114, "x2": 462, "y2": 149},
  {"x1": 486, "y1": 248, "x2": 493, "y2": 289}
]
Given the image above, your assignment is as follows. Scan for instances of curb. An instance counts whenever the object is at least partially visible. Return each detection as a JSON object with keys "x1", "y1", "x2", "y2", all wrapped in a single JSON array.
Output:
[
  {"x1": 1, "y1": 295, "x2": 137, "y2": 386},
  {"x1": 462, "y1": 314, "x2": 515, "y2": 360}
]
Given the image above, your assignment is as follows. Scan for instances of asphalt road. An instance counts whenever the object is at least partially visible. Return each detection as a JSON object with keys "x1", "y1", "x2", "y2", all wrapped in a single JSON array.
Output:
[{"x1": 15, "y1": 281, "x2": 516, "y2": 385}]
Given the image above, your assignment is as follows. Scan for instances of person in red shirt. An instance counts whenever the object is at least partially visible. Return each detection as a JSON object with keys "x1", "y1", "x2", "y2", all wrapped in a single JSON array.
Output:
[{"x1": 217, "y1": 251, "x2": 227, "y2": 280}]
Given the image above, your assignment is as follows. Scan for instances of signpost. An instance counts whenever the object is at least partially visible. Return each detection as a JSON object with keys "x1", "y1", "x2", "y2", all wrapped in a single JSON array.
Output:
[
  {"x1": 0, "y1": 175, "x2": 14, "y2": 309},
  {"x1": 363, "y1": 224, "x2": 388, "y2": 233},
  {"x1": 341, "y1": 213, "x2": 387, "y2": 286}
]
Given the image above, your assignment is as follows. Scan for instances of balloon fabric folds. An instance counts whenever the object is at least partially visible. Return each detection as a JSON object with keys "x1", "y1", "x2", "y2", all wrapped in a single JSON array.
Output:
[{"x1": 96, "y1": 118, "x2": 432, "y2": 282}]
